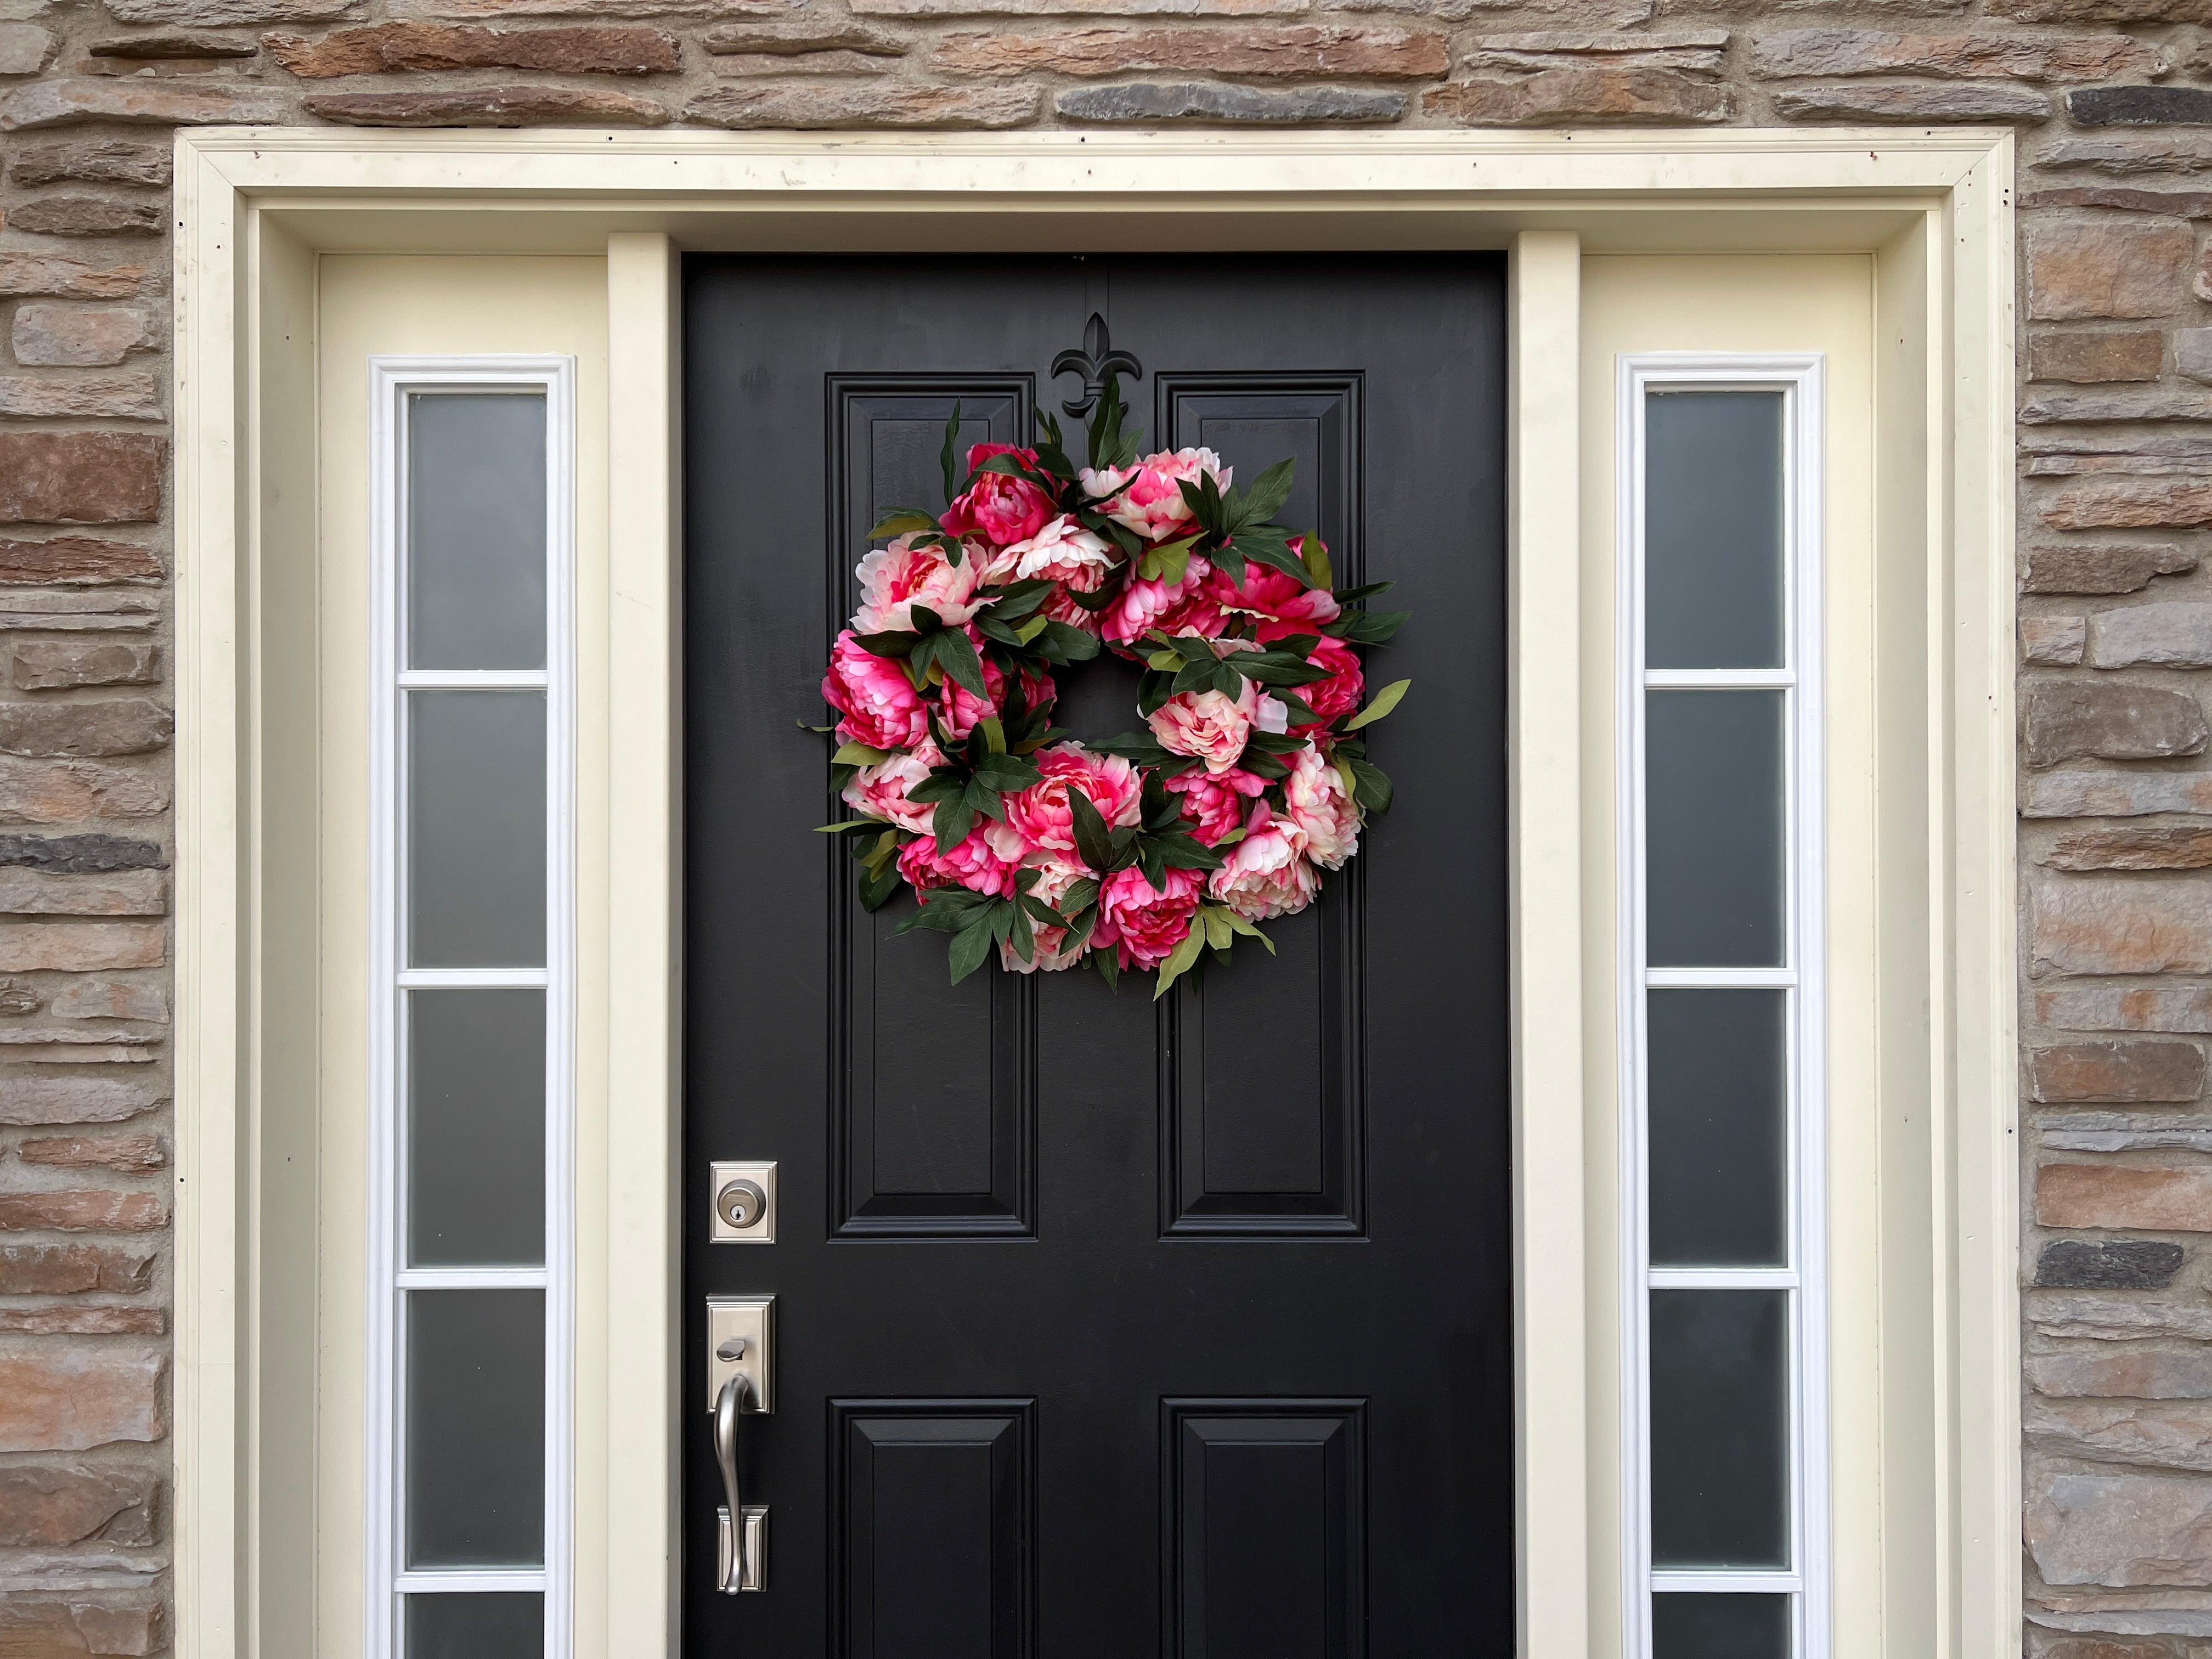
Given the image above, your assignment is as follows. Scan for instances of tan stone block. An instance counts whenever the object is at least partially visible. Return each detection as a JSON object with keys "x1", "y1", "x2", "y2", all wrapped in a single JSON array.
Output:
[
  {"x1": 1458, "y1": 29, "x2": 1724, "y2": 73},
  {"x1": 4, "y1": 138, "x2": 169, "y2": 189},
  {"x1": 0, "y1": 757, "x2": 167, "y2": 823},
  {"x1": 0, "y1": 75, "x2": 290, "y2": 128},
  {"x1": 0, "y1": 1348, "x2": 163, "y2": 1451},
  {"x1": 2025, "y1": 681, "x2": 2208, "y2": 766},
  {"x1": 262, "y1": 19, "x2": 679, "y2": 75},
  {"x1": 2046, "y1": 479, "x2": 2212, "y2": 532},
  {"x1": 2040, "y1": 1641, "x2": 2176, "y2": 1659},
  {"x1": 105, "y1": 0, "x2": 359, "y2": 19},
  {"x1": 2091, "y1": 602, "x2": 2212, "y2": 668},
  {"x1": 709, "y1": 48, "x2": 890, "y2": 70},
  {"x1": 0, "y1": 1076, "x2": 163, "y2": 1126},
  {"x1": 2033, "y1": 879, "x2": 2212, "y2": 975},
  {"x1": 2029, "y1": 1471, "x2": 2212, "y2": 1587},
  {"x1": 1752, "y1": 26, "x2": 2163, "y2": 79},
  {"x1": 0, "y1": 1242, "x2": 151, "y2": 1293},
  {"x1": 48, "y1": 978, "x2": 165, "y2": 1022},
  {"x1": 853, "y1": 0, "x2": 1305, "y2": 15},
  {"x1": 689, "y1": 81, "x2": 1042, "y2": 125},
  {"x1": 0, "y1": 253, "x2": 146, "y2": 300},
  {"x1": 0, "y1": 1304, "x2": 163, "y2": 1333},
  {"x1": 1425, "y1": 66, "x2": 1729, "y2": 123},
  {"x1": 13, "y1": 642, "x2": 162, "y2": 689},
  {"x1": 2028, "y1": 185, "x2": 2212, "y2": 218},
  {"x1": 0, "y1": 539, "x2": 161, "y2": 586},
  {"x1": 0, "y1": 867, "x2": 164, "y2": 916},
  {"x1": 2030, "y1": 1040, "x2": 2205, "y2": 1102},
  {"x1": 1771, "y1": 79, "x2": 2049, "y2": 120},
  {"x1": 0, "y1": 19, "x2": 50, "y2": 69},
  {"x1": 2024, "y1": 543, "x2": 2198, "y2": 595},
  {"x1": 699, "y1": 17, "x2": 905, "y2": 49},
  {"x1": 20, "y1": 1133, "x2": 164, "y2": 1171},
  {"x1": 2039, "y1": 985, "x2": 2212, "y2": 1032},
  {"x1": 2043, "y1": 825, "x2": 2212, "y2": 872},
  {"x1": 0, "y1": 1465, "x2": 154, "y2": 1547},
  {"x1": 0, "y1": 702, "x2": 171, "y2": 760},
  {"x1": 87, "y1": 28, "x2": 259, "y2": 54},
  {"x1": 0, "y1": 434, "x2": 163, "y2": 526},
  {"x1": 932, "y1": 23, "x2": 1445, "y2": 75},
  {"x1": 2029, "y1": 330, "x2": 2166, "y2": 383},
  {"x1": 70, "y1": 1602, "x2": 165, "y2": 1656},
  {"x1": 0, "y1": 375, "x2": 161, "y2": 421},
  {"x1": 0, "y1": 1189, "x2": 168, "y2": 1231},
  {"x1": 0, "y1": 922, "x2": 163, "y2": 972},
  {"x1": 2039, "y1": 1162, "x2": 2212, "y2": 1230},
  {"x1": 5, "y1": 196, "x2": 164, "y2": 238},
  {"x1": 303, "y1": 81, "x2": 668, "y2": 122},
  {"x1": 2027, "y1": 771, "x2": 2212, "y2": 818},
  {"x1": 2025, "y1": 615, "x2": 2087, "y2": 665},
  {"x1": 2028, "y1": 218, "x2": 2196, "y2": 320}
]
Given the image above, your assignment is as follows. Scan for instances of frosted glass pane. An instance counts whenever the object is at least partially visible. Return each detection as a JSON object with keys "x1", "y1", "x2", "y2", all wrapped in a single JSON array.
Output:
[
  {"x1": 406, "y1": 1594, "x2": 543, "y2": 1659},
  {"x1": 1645, "y1": 390, "x2": 1785, "y2": 671},
  {"x1": 408, "y1": 691, "x2": 546, "y2": 969},
  {"x1": 407, "y1": 392, "x2": 547, "y2": 671},
  {"x1": 405, "y1": 1289, "x2": 544, "y2": 1568},
  {"x1": 408, "y1": 990, "x2": 545, "y2": 1268},
  {"x1": 1646, "y1": 690, "x2": 1785, "y2": 968},
  {"x1": 1652, "y1": 1593, "x2": 1791, "y2": 1659},
  {"x1": 1648, "y1": 990, "x2": 1788, "y2": 1268},
  {"x1": 1650, "y1": 1290, "x2": 1790, "y2": 1570}
]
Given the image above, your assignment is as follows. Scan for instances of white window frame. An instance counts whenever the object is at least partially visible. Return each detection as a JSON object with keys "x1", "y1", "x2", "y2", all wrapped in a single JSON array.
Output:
[
  {"x1": 365, "y1": 355, "x2": 578, "y2": 1659},
  {"x1": 1616, "y1": 353, "x2": 1829, "y2": 1659}
]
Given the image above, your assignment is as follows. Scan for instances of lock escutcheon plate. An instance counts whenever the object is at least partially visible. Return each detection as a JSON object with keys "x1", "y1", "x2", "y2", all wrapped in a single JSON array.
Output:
[
  {"x1": 708, "y1": 1160, "x2": 776, "y2": 1243},
  {"x1": 707, "y1": 1295, "x2": 774, "y2": 1414}
]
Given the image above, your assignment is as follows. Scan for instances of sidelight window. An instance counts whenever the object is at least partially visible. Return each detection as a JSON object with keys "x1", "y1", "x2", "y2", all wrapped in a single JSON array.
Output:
[
  {"x1": 367, "y1": 360, "x2": 574, "y2": 1659},
  {"x1": 1618, "y1": 359, "x2": 1828, "y2": 1659}
]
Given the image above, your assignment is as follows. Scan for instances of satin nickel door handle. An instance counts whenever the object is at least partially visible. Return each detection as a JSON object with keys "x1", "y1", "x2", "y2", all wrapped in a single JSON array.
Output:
[{"x1": 713, "y1": 1372, "x2": 768, "y2": 1593}]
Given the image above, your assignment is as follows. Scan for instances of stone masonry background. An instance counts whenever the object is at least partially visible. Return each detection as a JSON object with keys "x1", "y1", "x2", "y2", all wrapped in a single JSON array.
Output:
[{"x1": 1, "y1": 0, "x2": 2210, "y2": 1643}]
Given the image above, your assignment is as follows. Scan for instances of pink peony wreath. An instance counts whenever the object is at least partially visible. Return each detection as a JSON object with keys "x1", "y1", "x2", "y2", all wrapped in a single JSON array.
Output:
[{"x1": 818, "y1": 379, "x2": 1410, "y2": 996}]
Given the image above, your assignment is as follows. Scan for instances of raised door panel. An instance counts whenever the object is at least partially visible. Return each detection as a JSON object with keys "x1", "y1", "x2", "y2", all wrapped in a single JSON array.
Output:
[{"x1": 827, "y1": 380, "x2": 1038, "y2": 1238}]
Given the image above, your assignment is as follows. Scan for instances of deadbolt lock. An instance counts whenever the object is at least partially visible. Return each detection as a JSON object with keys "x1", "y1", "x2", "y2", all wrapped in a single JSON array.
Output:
[{"x1": 709, "y1": 1160, "x2": 776, "y2": 1243}]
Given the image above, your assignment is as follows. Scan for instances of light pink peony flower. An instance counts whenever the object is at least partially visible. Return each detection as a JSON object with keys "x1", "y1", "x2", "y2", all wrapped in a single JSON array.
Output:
[
  {"x1": 1210, "y1": 559, "x2": 1340, "y2": 627},
  {"x1": 998, "y1": 859, "x2": 1092, "y2": 974},
  {"x1": 1079, "y1": 462, "x2": 1134, "y2": 499},
  {"x1": 1207, "y1": 813, "x2": 1319, "y2": 921},
  {"x1": 898, "y1": 825, "x2": 1017, "y2": 899},
  {"x1": 1101, "y1": 555, "x2": 1224, "y2": 646},
  {"x1": 853, "y1": 533, "x2": 985, "y2": 635},
  {"x1": 1097, "y1": 865, "x2": 1204, "y2": 971},
  {"x1": 1100, "y1": 448, "x2": 1231, "y2": 542},
  {"x1": 1146, "y1": 640, "x2": 1285, "y2": 775},
  {"x1": 1164, "y1": 766, "x2": 1268, "y2": 846},
  {"x1": 843, "y1": 740, "x2": 945, "y2": 834},
  {"x1": 1254, "y1": 625, "x2": 1363, "y2": 730},
  {"x1": 1002, "y1": 514, "x2": 1116, "y2": 591},
  {"x1": 943, "y1": 443, "x2": 1055, "y2": 549},
  {"x1": 1002, "y1": 744, "x2": 1141, "y2": 857},
  {"x1": 1281, "y1": 744, "x2": 1359, "y2": 870},
  {"x1": 824, "y1": 629, "x2": 930, "y2": 751}
]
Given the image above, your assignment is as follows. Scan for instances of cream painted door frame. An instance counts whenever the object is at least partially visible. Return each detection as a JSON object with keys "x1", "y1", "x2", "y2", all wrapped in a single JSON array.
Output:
[{"x1": 171, "y1": 128, "x2": 2016, "y2": 1659}]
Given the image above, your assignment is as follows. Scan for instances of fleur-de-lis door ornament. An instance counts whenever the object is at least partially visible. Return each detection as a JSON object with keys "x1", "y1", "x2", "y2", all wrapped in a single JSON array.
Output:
[{"x1": 1051, "y1": 311, "x2": 1142, "y2": 417}]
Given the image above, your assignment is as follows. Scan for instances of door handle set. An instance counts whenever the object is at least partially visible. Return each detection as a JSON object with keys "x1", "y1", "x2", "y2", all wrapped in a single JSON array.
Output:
[{"x1": 708, "y1": 1295, "x2": 774, "y2": 1594}]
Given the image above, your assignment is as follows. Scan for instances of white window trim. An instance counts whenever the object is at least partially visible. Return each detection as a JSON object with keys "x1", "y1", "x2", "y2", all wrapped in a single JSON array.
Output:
[
  {"x1": 171, "y1": 131, "x2": 2017, "y2": 1659},
  {"x1": 1616, "y1": 354, "x2": 1829, "y2": 1658},
  {"x1": 365, "y1": 356, "x2": 578, "y2": 1659}
]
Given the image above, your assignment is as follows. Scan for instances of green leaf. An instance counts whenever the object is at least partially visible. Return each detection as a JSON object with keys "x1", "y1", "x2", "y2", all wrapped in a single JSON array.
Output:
[
  {"x1": 933, "y1": 797, "x2": 975, "y2": 854},
  {"x1": 978, "y1": 715, "x2": 1007, "y2": 754},
  {"x1": 932, "y1": 626, "x2": 991, "y2": 703},
  {"x1": 1300, "y1": 532, "x2": 1333, "y2": 590},
  {"x1": 1147, "y1": 649, "x2": 1183, "y2": 672},
  {"x1": 947, "y1": 917, "x2": 996, "y2": 984},
  {"x1": 1327, "y1": 609, "x2": 1410, "y2": 646},
  {"x1": 1094, "y1": 950, "x2": 1121, "y2": 993},
  {"x1": 852, "y1": 629, "x2": 919, "y2": 659},
  {"x1": 1235, "y1": 457, "x2": 1296, "y2": 530},
  {"x1": 1347, "y1": 757, "x2": 1394, "y2": 814},
  {"x1": 1220, "y1": 910, "x2": 1277, "y2": 955},
  {"x1": 816, "y1": 817, "x2": 884, "y2": 833},
  {"x1": 1009, "y1": 895, "x2": 1036, "y2": 963},
  {"x1": 1237, "y1": 531, "x2": 1314, "y2": 589},
  {"x1": 1152, "y1": 923, "x2": 1207, "y2": 1000},
  {"x1": 868, "y1": 509, "x2": 940, "y2": 541},
  {"x1": 1333, "y1": 581, "x2": 1393, "y2": 605},
  {"x1": 1034, "y1": 619, "x2": 1101, "y2": 663},
  {"x1": 831, "y1": 741, "x2": 891, "y2": 768},
  {"x1": 1201, "y1": 906, "x2": 1234, "y2": 952},
  {"x1": 1067, "y1": 784, "x2": 1115, "y2": 874},
  {"x1": 1060, "y1": 876, "x2": 1098, "y2": 917},
  {"x1": 860, "y1": 830, "x2": 902, "y2": 876},
  {"x1": 1344, "y1": 679, "x2": 1410, "y2": 732},
  {"x1": 1014, "y1": 615, "x2": 1051, "y2": 645},
  {"x1": 859, "y1": 865, "x2": 902, "y2": 911},
  {"x1": 940, "y1": 402, "x2": 963, "y2": 507}
]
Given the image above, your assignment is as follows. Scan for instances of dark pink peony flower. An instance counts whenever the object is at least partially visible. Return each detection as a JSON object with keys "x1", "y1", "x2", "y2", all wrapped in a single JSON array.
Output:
[
  {"x1": 824, "y1": 628, "x2": 930, "y2": 751},
  {"x1": 1255, "y1": 624, "x2": 1363, "y2": 730},
  {"x1": 1165, "y1": 766, "x2": 1268, "y2": 846},
  {"x1": 898, "y1": 825, "x2": 1017, "y2": 899},
  {"x1": 943, "y1": 443, "x2": 1055, "y2": 549},
  {"x1": 1002, "y1": 744, "x2": 1141, "y2": 857},
  {"x1": 998, "y1": 858, "x2": 1092, "y2": 974},
  {"x1": 1097, "y1": 865, "x2": 1204, "y2": 971},
  {"x1": 1101, "y1": 555, "x2": 1225, "y2": 647},
  {"x1": 1211, "y1": 558, "x2": 1341, "y2": 628},
  {"x1": 1280, "y1": 744, "x2": 1359, "y2": 870}
]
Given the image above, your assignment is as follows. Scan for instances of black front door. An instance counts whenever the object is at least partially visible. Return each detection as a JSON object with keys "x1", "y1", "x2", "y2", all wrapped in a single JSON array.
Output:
[{"x1": 684, "y1": 253, "x2": 1510, "y2": 1656}]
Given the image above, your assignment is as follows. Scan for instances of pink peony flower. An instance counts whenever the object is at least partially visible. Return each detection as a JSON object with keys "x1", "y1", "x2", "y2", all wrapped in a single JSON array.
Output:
[
  {"x1": 1079, "y1": 462, "x2": 1133, "y2": 499},
  {"x1": 1097, "y1": 865, "x2": 1204, "y2": 971},
  {"x1": 998, "y1": 859, "x2": 1092, "y2": 974},
  {"x1": 1207, "y1": 814, "x2": 1319, "y2": 921},
  {"x1": 927, "y1": 635, "x2": 1006, "y2": 741},
  {"x1": 1002, "y1": 514, "x2": 1116, "y2": 592},
  {"x1": 1100, "y1": 448, "x2": 1232, "y2": 542},
  {"x1": 943, "y1": 443, "x2": 1056, "y2": 549},
  {"x1": 853, "y1": 533, "x2": 985, "y2": 634},
  {"x1": 1164, "y1": 766, "x2": 1268, "y2": 846},
  {"x1": 1254, "y1": 625, "x2": 1363, "y2": 730},
  {"x1": 1281, "y1": 745, "x2": 1359, "y2": 870},
  {"x1": 824, "y1": 629, "x2": 930, "y2": 751},
  {"x1": 843, "y1": 740, "x2": 945, "y2": 834},
  {"x1": 898, "y1": 825, "x2": 1017, "y2": 899},
  {"x1": 1101, "y1": 555, "x2": 1224, "y2": 646},
  {"x1": 1211, "y1": 558, "x2": 1341, "y2": 627},
  {"x1": 1002, "y1": 744, "x2": 1141, "y2": 857},
  {"x1": 1146, "y1": 640, "x2": 1287, "y2": 775}
]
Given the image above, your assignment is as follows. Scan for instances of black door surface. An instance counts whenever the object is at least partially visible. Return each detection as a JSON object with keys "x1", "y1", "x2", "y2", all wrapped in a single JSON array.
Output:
[{"x1": 684, "y1": 253, "x2": 1510, "y2": 1657}]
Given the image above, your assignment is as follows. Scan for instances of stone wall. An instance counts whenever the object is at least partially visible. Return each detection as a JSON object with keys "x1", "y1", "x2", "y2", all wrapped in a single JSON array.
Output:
[{"x1": 2, "y1": 0, "x2": 2211, "y2": 1645}]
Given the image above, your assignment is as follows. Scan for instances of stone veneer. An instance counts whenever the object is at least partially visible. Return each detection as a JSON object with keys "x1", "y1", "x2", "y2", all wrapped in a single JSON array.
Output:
[{"x1": 3, "y1": 0, "x2": 2212, "y2": 1647}]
